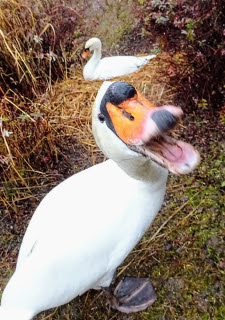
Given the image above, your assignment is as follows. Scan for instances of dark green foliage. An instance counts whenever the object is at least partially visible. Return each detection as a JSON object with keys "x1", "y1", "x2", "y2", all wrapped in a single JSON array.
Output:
[{"x1": 136, "y1": 0, "x2": 225, "y2": 110}]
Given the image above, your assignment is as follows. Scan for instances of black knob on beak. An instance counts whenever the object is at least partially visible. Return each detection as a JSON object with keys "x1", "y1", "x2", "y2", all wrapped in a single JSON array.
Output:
[{"x1": 151, "y1": 110, "x2": 178, "y2": 132}]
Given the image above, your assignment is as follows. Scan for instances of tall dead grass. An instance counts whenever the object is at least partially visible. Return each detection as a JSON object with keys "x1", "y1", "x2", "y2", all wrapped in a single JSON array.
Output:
[
  {"x1": 0, "y1": 0, "x2": 86, "y2": 215},
  {"x1": 0, "y1": 0, "x2": 85, "y2": 98}
]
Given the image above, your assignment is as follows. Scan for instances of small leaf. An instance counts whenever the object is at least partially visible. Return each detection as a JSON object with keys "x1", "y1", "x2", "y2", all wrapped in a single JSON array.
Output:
[
  {"x1": 30, "y1": 110, "x2": 43, "y2": 119},
  {"x1": 19, "y1": 114, "x2": 30, "y2": 121}
]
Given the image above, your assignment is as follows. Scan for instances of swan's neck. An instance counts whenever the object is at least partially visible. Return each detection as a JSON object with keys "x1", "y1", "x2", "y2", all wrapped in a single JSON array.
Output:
[
  {"x1": 91, "y1": 47, "x2": 102, "y2": 63},
  {"x1": 116, "y1": 156, "x2": 168, "y2": 185}
]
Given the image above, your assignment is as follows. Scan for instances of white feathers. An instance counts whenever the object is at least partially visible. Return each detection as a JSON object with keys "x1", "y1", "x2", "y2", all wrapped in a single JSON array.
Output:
[{"x1": 83, "y1": 38, "x2": 156, "y2": 80}]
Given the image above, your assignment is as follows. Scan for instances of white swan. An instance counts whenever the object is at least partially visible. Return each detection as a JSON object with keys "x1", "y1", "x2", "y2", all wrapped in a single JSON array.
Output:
[
  {"x1": 82, "y1": 37, "x2": 156, "y2": 80},
  {"x1": 0, "y1": 81, "x2": 200, "y2": 320}
]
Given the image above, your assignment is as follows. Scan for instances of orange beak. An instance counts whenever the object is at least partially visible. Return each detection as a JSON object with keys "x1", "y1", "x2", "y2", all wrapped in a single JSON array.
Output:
[
  {"x1": 106, "y1": 90, "x2": 156, "y2": 145},
  {"x1": 82, "y1": 49, "x2": 89, "y2": 59}
]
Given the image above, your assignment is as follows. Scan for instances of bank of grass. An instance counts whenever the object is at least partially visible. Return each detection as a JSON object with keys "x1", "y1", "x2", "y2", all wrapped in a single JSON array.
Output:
[
  {"x1": 0, "y1": 0, "x2": 85, "y2": 215},
  {"x1": 0, "y1": 0, "x2": 88, "y2": 95}
]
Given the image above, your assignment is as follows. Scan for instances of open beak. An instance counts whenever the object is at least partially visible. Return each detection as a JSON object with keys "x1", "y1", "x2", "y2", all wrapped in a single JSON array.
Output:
[
  {"x1": 107, "y1": 90, "x2": 200, "y2": 175},
  {"x1": 82, "y1": 48, "x2": 89, "y2": 59}
]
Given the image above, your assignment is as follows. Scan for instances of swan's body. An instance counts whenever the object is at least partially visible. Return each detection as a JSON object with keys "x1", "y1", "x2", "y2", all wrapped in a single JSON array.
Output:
[
  {"x1": 0, "y1": 81, "x2": 200, "y2": 320},
  {"x1": 82, "y1": 38, "x2": 156, "y2": 80},
  {"x1": 0, "y1": 160, "x2": 166, "y2": 320}
]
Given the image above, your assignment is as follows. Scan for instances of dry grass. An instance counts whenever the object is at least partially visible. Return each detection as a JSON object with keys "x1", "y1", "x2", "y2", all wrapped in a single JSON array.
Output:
[
  {"x1": 0, "y1": 0, "x2": 51, "y2": 95},
  {"x1": 0, "y1": 0, "x2": 86, "y2": 99}
]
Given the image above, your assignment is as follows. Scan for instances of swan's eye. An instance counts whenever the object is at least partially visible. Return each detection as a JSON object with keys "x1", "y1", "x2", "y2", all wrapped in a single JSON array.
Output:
[
  {"x1": 98, "y1": 113, "x2": 105, "y2": 123},
  {"x1": 122, "y1": 110, "x2": 134, "y2": 121}
]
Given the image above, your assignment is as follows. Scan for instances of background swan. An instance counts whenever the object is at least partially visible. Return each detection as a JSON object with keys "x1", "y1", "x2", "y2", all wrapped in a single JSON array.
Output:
[{"x1": 82, "y1": 38, "x2": 156, "y2": 80}]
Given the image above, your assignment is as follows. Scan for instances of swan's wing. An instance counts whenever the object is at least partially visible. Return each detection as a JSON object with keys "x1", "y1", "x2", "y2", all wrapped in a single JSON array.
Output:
[
  {"x1": 95, "y1": 55, "x2": 156, "y2": 80},
  {"x1": 16, "y1": 160, "x2": 131, "y2": 268}
]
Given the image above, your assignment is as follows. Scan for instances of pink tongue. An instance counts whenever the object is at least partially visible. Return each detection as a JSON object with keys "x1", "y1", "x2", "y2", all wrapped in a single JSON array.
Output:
[{"x1": 161, "y1": 142, "x2": 183, "y2": 162}]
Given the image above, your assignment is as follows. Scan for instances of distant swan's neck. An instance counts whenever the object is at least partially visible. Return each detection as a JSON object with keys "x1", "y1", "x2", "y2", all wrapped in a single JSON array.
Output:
[
  {"x1": 91, "y1": 47, "x2": 102, "y2": 63},
  {"x1": 117, "y1": 156, "x2": 168, "y2": 185}
]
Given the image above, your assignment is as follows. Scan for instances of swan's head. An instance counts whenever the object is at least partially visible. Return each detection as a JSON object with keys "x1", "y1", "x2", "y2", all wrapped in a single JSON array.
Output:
[
  {"x1": 82, "y1": 38, "x2": 102, "y2": 59},
  {"x1": 92, "y1": 81, "x2": 200, "y2": 175}
]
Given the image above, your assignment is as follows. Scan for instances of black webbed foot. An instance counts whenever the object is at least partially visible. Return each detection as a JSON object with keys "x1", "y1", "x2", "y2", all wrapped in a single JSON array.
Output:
[{"x1": 108, "y1": 276, "x2": 157, "y2": 313}]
